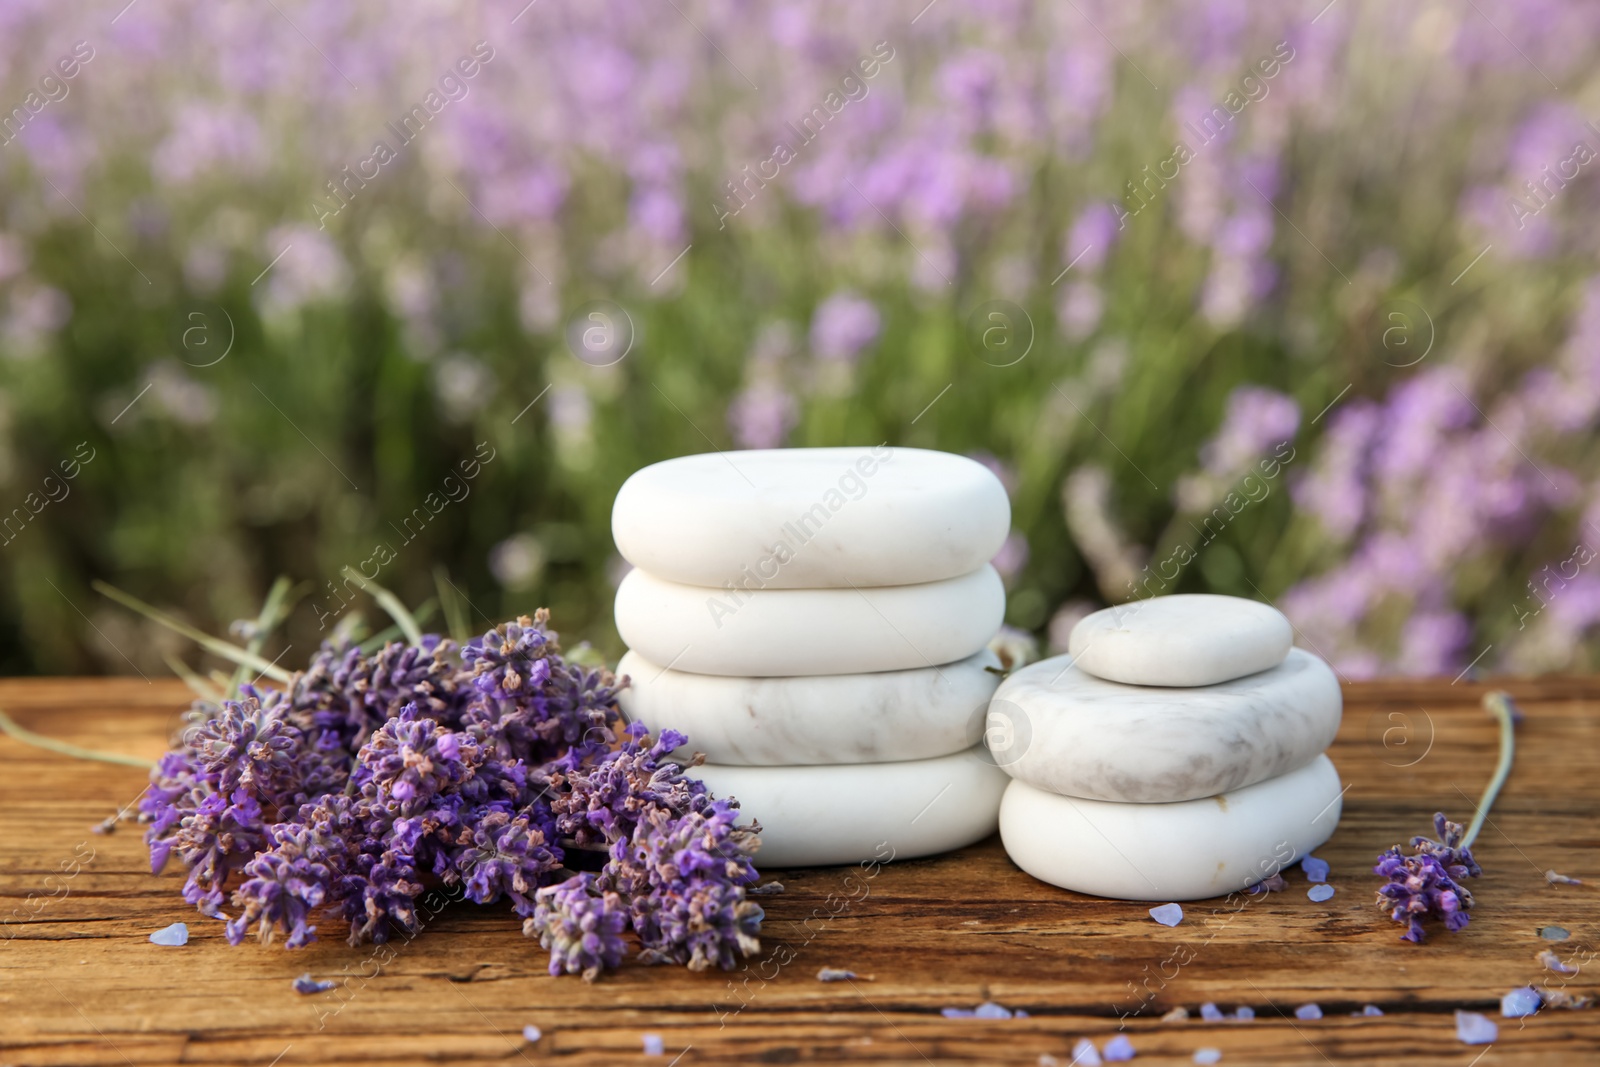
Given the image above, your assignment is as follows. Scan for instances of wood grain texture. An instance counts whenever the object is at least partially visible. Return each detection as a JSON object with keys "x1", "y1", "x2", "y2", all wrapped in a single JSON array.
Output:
[{"x1": 0, "y1": 677, "x2": 1596, "y2": 1066}]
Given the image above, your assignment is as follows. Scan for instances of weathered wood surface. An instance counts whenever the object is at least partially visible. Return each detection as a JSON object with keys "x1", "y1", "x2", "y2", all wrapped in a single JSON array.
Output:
[{"x1": 0, "y1": 677, "x2": 1596, "y2": 1066}]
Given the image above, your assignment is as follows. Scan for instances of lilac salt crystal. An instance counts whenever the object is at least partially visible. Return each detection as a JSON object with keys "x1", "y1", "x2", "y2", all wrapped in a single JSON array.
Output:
[
  {"x1": 522, "y1": 1025, "x2": 542, "y2": 1042},
  {"x1": 1295, "y1": 1003, "x2": 1323, "y2": 1020},
  {"x1": 1193, "y1": 1049, "x2": 1222, "y2": 1065},
  {"x1": 1234, "y1": 1006, "x2": 1255, "y2": 1020},
  {"x1": 643, "y1": 1033, "x2": 664, "y2": 1056},
  {"x1": 149, "y1": 922, "x2": 188, "y2": 946},
  {"x1": 291, "y1": 973, "x2": 335, "y2": 994},
  {"x1": 1102, "y1": 1034, "x2": 1135, "y2": 1061},
  {"x1": 1149, "y1": 903, "x2": 1184, "y2": 927},
  {"x1": 974, "y1": 1001, "x2": 1013, "y2": 1019},
  {"x1": 1455, "y1": 1011, "x2": 1498, "y2": 1044},
  {"x1": 1071, "y1": 1037, "x2": 1102, "y2": 1066},
  {"x1": 1307, "y1": 884, "x2": 1335, "y2": 903},
  {"x1": 1301, "y1": 855, "x2": 1330, "y2": 883},
  {"x1": 1361, "y1": 1005, "x2": 1383, "y2": 1016},
  {"x1": 942, "y1": 1007, "x2": 977, "y2": 1019},
  {"x1": 1502, "y1": 987, "x2": 1542, "y2": 1018},
  {"x1": 1199, "y1": 1002, "x2": 1224, "y2": 1021}
]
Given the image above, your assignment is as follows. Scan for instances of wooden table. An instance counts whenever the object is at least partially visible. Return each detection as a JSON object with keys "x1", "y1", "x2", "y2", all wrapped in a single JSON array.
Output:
[{"x1": 1, "y1": 678, "x2": 1596, "y2": 1066}]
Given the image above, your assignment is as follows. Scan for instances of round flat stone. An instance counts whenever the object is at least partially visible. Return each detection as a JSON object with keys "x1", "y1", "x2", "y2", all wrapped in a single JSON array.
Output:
[
  {"x1": 619, "y1": 649, "x2": 1002, "y2": 765},
  {"x1": 691, "y1": 747, "x2": 1007, "y2": 867},
  {"x1": 987, "y1": 648, "x2": 1341, "y2": 803},
  {"x1": 615, "y1": 565, "x2": 1005, "y2": 677},
  {"x1": 1068, "y1": 594, "x2": 1293, "y2": 686},
  {"x1": 611, "y1": 447, "x2": 1010, "y2": 589},
  {"x1": 998, "y1": 755, "x2": 1343, "y2": 901}
]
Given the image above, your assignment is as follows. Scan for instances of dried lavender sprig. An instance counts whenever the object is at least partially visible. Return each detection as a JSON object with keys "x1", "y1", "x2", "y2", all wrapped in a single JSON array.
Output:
[{"x1": 1373, "y1": 691, "x2": 1517, "y2": 943}]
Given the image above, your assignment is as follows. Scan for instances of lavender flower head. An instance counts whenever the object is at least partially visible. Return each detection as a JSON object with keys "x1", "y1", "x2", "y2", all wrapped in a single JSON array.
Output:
[
  {"x1": 1374, "y1": 813, "x2": 1482, "y2": 943},
  {"x1": 810, "y1": 292, "x2": 881, "y2": 363}
]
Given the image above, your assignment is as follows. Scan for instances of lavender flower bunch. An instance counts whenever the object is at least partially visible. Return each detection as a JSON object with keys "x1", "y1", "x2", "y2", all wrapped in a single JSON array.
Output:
[
  {"x1": 1373, "y1": 813, "x2": 1482, "y2": 943},
  {"x1": 140, "y1": 609, "x2": 763, "y2": 979}
]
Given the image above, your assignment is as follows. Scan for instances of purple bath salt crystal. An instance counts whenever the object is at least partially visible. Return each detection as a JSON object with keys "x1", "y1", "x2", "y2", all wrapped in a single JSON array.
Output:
[
  {"x1": 1361, "y1": 1005, "x2": 1383, "y2": 1016},
  {"x1": 1193, "y1": 1049, "x2": 1222, "y2": 1065},
  {"x1": 1307, "y1": 884, "x2": 1335, "y2": 903},
  {"x1": 1071, "y1": 1037, "x2": 1102, "y2": 1065},
  {"x1": 149, "y1": 922, "x2": 188, "y2": 946},
  {"x1": 1234, "y1": 1006, "x2": 1255, "y2": 1020},
  {"x1": 642, "y1": 1033, "x2": 665, "y2": 1056},
  {"x1": 1102, "y1": 1034, "x2": 1136, "y2": 1061},
  {"x1": 1455, "y1": 1011, "x2": 1498, "y2": 1044},
  {"x1": 522, "y1": 1025, "x2": 542, "y2": 1042},
  {"x1": 1148, "y1": 903, "x2": 1184, "y2": 927},
  {"x1": 1301, "y1": 855, "x2": 1330, "y2": 882},
  {"x1": 974, "y1": 1001, "x2": 1013, "y2": 1019},
  {"x1": 1199, "y1": 1002, "x2": 1224, "y2": 1021},
  {"x1": 1501, "y1": 987, "x2": 1542, "y2": 1018},
  {"x1": 941, "y1": 1007, "x2": 977, "y2": 1019},
  {"x1": 1295, "y1": 1003, "x2": 1323, "y2": 1020},
  {"x1": 292, "y1": 973, "x2": 335, "y2": 994}
]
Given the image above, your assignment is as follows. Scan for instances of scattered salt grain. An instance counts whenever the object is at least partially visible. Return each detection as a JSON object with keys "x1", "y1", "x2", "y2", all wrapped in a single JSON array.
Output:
[
  {"x1": 1360, "y1": 1005, "x2": 1383, "y2": 1017},
  {"x1": 1455, "y1": 1011, "x2": 1498, "y2": 1045},
  {"x1": 1070, "y1": 1037, "x2": 1102, "y2": 1065},
  {"x1": 1301, "y1": 856, "x2": 1330, "y2": 883},
  {"x1": 1102, "y1": 1033, "x2": 1135, "y2": 1061},
  {"x1": 643, "y1": 1033, "x2": 664, "y2": 1056},
  {"x1": 522, "y1": 1025, "x2": 542, "y2": 1042},
  {"x1": 818, "y1": 967, "x2": 870, "y2": 982},
  {"x1": 1199, "y1": 1002, "x2": 1224, "y2": 1021},
  {"x1": 1149, "y1": 903, "x2": 1184, "y2": 927},
  {"x1": 1294, "y1": 1003, "x2": 1322, "y2": 1020},
  {"x1": 1246, "y1": 874, "x2": 1287, "y2": 894},
  {"x1": 1307, "y1": 884, "x2": 1335, "y2": 903},
  {"x1": 1233, "y1": 1006, "x2": 1254, "y2": 1021},
  {"x1": 974, "y1": 1001, "x2": 1013, "y2": 1020},
  {"x1": 292, "y1": 973, "x2": 335, "y2": 994},
  {"x1": 1538, "y1": 948, "x2": 1579, "y2": 975},
  {"x1": 1539, "y1": 925, "x2": 1570, "y2": 940},
  {"x1": 149, "y1": 922, "x2": 188, "y2": 946},
  {"x1": 1193, "y1": 1048, "x2": 1222, "y2": 1065},
  {"x1": 941, "y1": 1007, "x2": 976, "y2": 1019},
  {"x1": 1501, "y1": 987, "x2": 1542, "y2": 1018}
]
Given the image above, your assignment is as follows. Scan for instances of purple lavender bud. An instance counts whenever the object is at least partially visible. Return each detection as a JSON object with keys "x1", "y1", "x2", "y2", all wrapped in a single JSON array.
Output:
[{"x1": 528, "y1": 874, "x2": 628, "y2": 982}]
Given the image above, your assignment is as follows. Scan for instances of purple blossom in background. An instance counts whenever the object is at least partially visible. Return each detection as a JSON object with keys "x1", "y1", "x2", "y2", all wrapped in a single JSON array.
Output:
[
  {"x1": 809, "y1": 292, "x2": 881, "y2": 363},
  {"x1": 1057, "y1": 281, "x2": 1104, "y2": 340},
  {"x1": 1064, "y1": 201, "x2": 1120, "y2": 271},
  {"x1": 1200, "y1": 386, "x2": 1300, "y2": 477},
  {"x1": 728, "y1": 383, "x2": 798, "y2": 450},
  {"x1": 991, "y1": 530, "x2": 1030, "y2": 581}
]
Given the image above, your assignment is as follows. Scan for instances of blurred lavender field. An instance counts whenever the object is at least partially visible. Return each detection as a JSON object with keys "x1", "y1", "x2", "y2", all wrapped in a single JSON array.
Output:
[{"x1": 0, "y1": 0, "x2": 1597, "y2": 677}]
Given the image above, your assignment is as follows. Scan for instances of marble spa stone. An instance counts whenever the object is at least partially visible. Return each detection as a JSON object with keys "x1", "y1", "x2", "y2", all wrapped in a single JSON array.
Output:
[
  {"x1": 998, "y1": 755, "x2": 1343, "y2": 901},
  {"x1": 614, "y1": 564, "x2": 1005, "y2": 677},
  {"x1": 618, "y1": 649, "x2": 1002, "y2": 765},
  {"x1": 610, "y1": 446, "x2": 1010, "y2": 589},
  {"x1": 1067, "y1": 594, "x2": 1293, "y2": 687},
  {"x1": 690, "y1": 747, "x2": 1008, "y2": 867},
  {"x1": 986, "y1": 648, "x2": 1341, "y2": 803}
]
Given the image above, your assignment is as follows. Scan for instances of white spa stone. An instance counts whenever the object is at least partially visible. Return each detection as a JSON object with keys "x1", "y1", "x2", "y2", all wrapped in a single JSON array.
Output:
[
  {"x1": 690, "y1": 747, "x2": 1008, "y2": 867},
  {"x1": 1067, "y1": 594, "x2": 1293, "y2": 687},
  {"x1": 610, "y1": 446, "x2": 1010, "y2": 589},
  {"x1": 998, "y1": 755, "x2": 1343, "y2": 901},
  {"x1": 987, "y1": 648, "x2": 1341, "y2": 803},
  {"x1": 619, "y1": 649, "x2": 1002, "y2": 765},
  {"x1": 614, "y1": 565, "x2": 1005, "y2": 677}
]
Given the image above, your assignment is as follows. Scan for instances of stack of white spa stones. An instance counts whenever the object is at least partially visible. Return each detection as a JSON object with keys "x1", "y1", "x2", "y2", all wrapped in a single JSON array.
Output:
[
  {"x1": 989, "y1": 595, "x2": 1345, "y2": 900},
  {"x1": 610, "y1": 446, "x2": 1013, "y2": 867}
]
